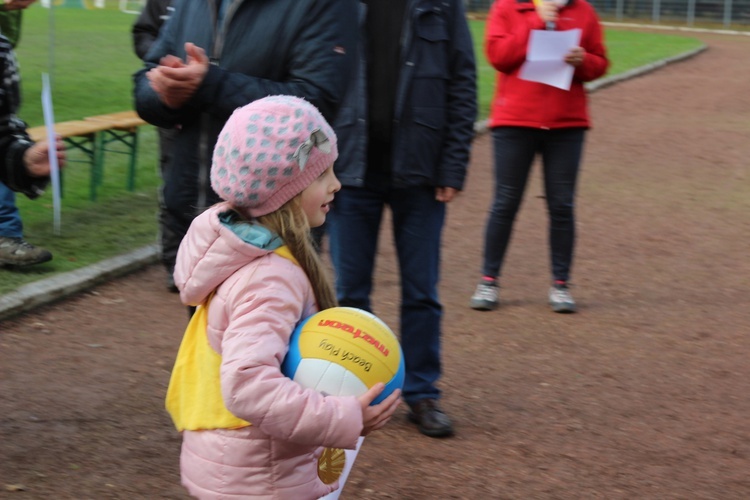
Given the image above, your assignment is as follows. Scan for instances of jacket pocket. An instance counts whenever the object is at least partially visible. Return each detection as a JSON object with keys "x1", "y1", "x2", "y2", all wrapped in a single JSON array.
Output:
[
  {"x1": 331, "y1": 106, "x2": 365, "y2": 183},
  {"x1": 414, "y1": 7, "x2": 450, "y2": 79},
  {"x1": 413, "y1": 106, "x2": 444, "y2": 131},
  {"x1": 403, "y1": 106, "x2": 445, "y2": 182}
]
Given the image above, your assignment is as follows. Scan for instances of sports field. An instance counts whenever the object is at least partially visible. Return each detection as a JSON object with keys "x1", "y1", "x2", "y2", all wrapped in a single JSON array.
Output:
[
  {"x1": 2, "y1": 29, "x2": 749, "y2": 499},
  {"x1": 2, "y1": 4, "x2": 702, "y2": 297}
]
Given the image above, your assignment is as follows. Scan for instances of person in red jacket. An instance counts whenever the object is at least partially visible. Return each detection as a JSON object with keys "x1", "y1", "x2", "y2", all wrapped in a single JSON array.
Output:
[{"x1": 469, "y1": 0, "x2": 609, "y2": 313}]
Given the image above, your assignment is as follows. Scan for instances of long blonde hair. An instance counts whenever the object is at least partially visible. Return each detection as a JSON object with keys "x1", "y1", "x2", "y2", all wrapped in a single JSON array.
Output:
[{"x1": 257, "y1": 197, "x2": 337, "y2": 311}]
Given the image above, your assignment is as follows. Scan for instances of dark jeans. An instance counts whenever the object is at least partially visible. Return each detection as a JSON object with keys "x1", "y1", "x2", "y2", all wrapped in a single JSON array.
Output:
[
  {"x1": 156, "y1": 127, "x2": 180, "y2": 274},
  {"x1": 482, "y1": 127, "x2": 585, "y2": 283},
  {"x1": 327, "y1": 185, "x2": 445, "y2": 404}
]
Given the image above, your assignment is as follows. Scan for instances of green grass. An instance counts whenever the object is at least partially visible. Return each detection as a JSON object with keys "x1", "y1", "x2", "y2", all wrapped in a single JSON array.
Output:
[
  {"x1": 603, "y1": 30, "x2": 704, "y2": 75},
  {"x1": 1, "y1": 6, "x2": 703, "y2": 295},
  {"x1": 17, "y1": 5, "x2": 144, "y2": 125}
]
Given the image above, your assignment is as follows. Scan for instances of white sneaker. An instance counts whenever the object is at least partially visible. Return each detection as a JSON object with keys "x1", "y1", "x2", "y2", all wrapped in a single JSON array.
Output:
[
  {"x1": 549, "y1": 284, "x2": 576, "y2": 313},
  {"x1": 470, "y1": 280, "x2": 499, "y2": 311}
]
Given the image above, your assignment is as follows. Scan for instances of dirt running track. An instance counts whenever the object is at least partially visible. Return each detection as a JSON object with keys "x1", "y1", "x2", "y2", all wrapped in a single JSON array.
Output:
[{"x1": 2, "y1": 31, "x2": 749, "y2": 499}]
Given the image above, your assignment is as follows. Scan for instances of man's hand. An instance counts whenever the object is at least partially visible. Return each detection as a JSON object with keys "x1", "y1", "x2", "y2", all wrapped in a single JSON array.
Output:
[
  {"x1": 23, "y1": 136, "x2": 66, "y2": 177},
  {"x1": 147, "y1": 42, "x2": 210, "y2": 109},
  {"x1": 435, "y1": 187, "x2": 459, "y2": 203}
]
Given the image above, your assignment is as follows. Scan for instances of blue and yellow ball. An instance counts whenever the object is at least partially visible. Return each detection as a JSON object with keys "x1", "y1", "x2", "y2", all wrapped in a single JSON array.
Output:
[{"x1": 282, "y1": 307, "x2": 405, "y2": 405}]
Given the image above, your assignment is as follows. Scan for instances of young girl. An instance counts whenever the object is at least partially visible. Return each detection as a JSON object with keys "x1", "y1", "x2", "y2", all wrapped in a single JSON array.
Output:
[{"x1": 167, "y1": 95, "x2": 401, "y2": 499}]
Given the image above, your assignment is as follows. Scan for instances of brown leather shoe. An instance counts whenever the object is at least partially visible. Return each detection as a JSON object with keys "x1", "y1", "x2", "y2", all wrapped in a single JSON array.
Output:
[{"x1": 407, "y1": 399, "x2": 454, "y2": 438}]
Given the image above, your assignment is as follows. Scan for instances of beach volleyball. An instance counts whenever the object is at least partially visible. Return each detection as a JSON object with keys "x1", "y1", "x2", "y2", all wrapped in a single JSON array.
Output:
[{"x1": 282, "y1": 307, "x2": 405, "y2": 405}]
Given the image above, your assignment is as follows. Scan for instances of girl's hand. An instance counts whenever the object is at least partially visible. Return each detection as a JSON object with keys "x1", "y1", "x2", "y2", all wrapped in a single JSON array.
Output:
[{"x1": 357, "y1": 383, "x2": 402, "y2": 436}]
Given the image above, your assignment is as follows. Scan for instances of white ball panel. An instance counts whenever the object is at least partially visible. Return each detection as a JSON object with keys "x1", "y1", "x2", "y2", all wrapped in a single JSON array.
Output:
[{"x1": 292, "y1": 359, "x2": 368, "y2": 397}]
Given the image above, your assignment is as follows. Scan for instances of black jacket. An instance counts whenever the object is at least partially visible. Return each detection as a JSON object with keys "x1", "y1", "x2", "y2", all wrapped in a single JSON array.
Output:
[
  {"x1": 333, "y1": 0, "x2": 477, "y2": 190},
  {"x1": 133, "y1": 0, "x2": 357, "y2": 226},
  {"x1": 0, "y1": 35, "x2": 45, "y2": 198},
  {"x1": 131, "y1": 0, "x2": 174, "y2": 60}
]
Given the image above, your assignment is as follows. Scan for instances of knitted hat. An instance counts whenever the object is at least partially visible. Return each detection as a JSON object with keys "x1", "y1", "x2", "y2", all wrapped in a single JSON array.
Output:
[{"x1": 211, "y1": 95, "x2": 338, "y2": 218}]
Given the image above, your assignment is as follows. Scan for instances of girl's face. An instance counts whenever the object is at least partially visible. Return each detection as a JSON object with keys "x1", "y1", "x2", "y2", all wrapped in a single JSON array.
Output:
[{"x1": 300, "y1": 165, "x2": 341, "y2": 228}]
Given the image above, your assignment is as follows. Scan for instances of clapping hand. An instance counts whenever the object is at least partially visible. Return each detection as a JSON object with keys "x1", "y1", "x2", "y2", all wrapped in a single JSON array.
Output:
[{"x1": 147, "y1": 42, "x2": 210, "y2": 109}]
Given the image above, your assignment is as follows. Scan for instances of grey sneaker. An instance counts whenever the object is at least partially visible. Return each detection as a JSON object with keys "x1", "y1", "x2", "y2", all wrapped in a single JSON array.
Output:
[
  {"x1": 470, "y1": 279, "x2": 499, "y2": 311},
  {"x1": 549, "y1": 283, "x2": 576, "y2": 313},
  {"x1": 0, "y1": 236, "x2": 53, "y2": 267}
]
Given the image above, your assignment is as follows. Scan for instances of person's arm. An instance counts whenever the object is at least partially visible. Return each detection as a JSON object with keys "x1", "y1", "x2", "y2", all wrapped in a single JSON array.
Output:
[
  {"x1": 144, "y1": 42, "x2": 209, "y2": 110},
  {"x1": 436, "y1": 0, "x2": 477, "y2": 193},
  {"x1": 187, "y1": 0, "x2": 357, "y2": 122},
  {"x1": 132, "y1": 0, "x2": 172, "y2": 60},
  {"x1": 485, "y1": 0, "x2": 541, "y2": 74},
  {"x1": 133, "y1": 0, "x2": 199, "y2": 128},
  {"x1": 0, "y1": 133, "x2": 37, "y2": 195},
  {"x1": 0, "y1": 34, "x2": 53, "y2": 197},
  {"x1": 219, "y1": 262, "x2": 363, "y2": 449},
  {"x1": 1, "y1": 137, "x2": 65, "y2": 197},
  {"x1": 135, "y1": 0, "x2": 357, "y2": 126},
  {"x1": 1, "y1": 0, "x2": 36, "y2": 11},
  {"x1": 0, "y1": 0, "x2": 36, "y2": 48},
  {"x1": 572, "y1": 7, "x2": 609, "y2": 82}
]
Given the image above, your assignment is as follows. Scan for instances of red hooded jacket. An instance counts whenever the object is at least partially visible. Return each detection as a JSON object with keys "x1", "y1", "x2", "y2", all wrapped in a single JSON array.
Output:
[{"x1": 486, "y1": 0, "x2": 609, "y2": 129}]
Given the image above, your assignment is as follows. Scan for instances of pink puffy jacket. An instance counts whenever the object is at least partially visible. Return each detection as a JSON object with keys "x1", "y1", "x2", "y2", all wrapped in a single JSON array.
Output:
[{"x1": 173, "y1": 203, "x2": 363, "y2": 499}]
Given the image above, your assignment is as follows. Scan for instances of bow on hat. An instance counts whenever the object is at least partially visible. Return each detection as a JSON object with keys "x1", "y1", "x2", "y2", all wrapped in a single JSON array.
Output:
[{"x1": 292, "y1": 128, "x2": 331, "y2": 170}]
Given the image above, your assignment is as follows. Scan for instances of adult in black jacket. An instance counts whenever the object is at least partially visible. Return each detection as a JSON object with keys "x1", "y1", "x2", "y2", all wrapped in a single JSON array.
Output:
[
  {"x1": 327, "y1": 0, "x2": 477, "y2": 438},
  {"x1": 131, "y1": 0, "x2": 179, "y2": 291},
  {"x1": 133, "y1": 0, "x2": 356, "y2": 283}
]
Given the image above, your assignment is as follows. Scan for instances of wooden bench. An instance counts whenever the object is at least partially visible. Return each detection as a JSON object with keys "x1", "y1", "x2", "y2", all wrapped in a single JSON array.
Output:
[
  {"x1": 84, "y1": 111, "x2": 147, "y2": 194},
  {"x1": 27, "y1": 111, "x2": 148, "y2": 201},
  {"x1": 28, "y1": 120, "x2": 116, "y2": 200}
]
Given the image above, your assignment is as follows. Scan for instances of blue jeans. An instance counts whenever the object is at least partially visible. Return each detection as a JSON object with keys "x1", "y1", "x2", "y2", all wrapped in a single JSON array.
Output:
[
  {"x1": 482, "y1": 127, "x2": 585, "y2": 283},
  {"x1": 327, "y1": 185, "x2": 445, "y2": 404},
  {"x1": 0, "y1": 181, "x2": 22, "y2": 238}
]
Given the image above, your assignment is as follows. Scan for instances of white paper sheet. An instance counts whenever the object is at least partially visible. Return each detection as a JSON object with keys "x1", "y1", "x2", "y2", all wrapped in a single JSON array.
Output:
[
  {"x1": 519, "y1": 29, "x2": 582, "y2": 90},
  {"x1": 41, "y1": 73, "x2": 61, "y2": 235},
  {"x1": 318, "y1": 436, "x2": 364, "y2": 500}
]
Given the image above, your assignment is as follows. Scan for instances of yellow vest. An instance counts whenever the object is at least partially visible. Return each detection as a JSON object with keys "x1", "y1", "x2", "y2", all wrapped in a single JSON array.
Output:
[{"x1": 165, "y1": 246, "x2": 299, "y2": 431}]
